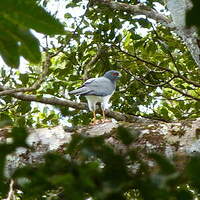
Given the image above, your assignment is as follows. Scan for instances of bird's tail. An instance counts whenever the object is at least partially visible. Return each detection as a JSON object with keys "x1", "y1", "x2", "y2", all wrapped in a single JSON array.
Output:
[{"x1": 68, "y1": 87, "x2": 89, "y2": 95}]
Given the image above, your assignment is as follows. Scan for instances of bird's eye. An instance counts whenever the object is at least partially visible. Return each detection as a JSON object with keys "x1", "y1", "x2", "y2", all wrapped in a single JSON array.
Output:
[{"x1": 112, "y1": 72, "x2": 119, "y2": 76}]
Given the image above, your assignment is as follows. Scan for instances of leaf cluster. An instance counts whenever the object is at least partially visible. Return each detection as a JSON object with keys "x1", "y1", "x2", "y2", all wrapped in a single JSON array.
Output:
[
  {"x1": 0, "y1": 0, "x2": 65, "y2": 68},
  {"x1": 1, "y1": 0, "x2": 200, "y2": 126},
  {"x1": 0, "y1": 126, "x2": 200, "y2": 200}
]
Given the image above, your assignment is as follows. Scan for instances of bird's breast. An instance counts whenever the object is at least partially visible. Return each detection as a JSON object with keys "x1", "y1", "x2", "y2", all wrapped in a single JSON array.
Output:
[
  {"x1": 85, "y1": 95, "x2": 105, "y2": 103},
  {"x1": 85, "y1": 93, "x2": 113, "y2": 111}
]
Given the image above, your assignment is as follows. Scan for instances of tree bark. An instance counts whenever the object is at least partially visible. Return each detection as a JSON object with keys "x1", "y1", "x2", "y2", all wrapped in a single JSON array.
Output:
[
  {"x1": 166, "y1": 0, "x2": 200, "y2": 67},
  {"x1": 1, "y1": 0, "x2": 200, "y2": 180},
  {"x1": 3, "y1": 118, "x2": 200, "y2": 176}
]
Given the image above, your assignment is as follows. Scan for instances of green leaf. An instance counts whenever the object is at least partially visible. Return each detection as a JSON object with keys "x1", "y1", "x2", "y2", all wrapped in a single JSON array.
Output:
[
  {"x1": 175, "y1": 189, "x2": 193, "y2": 200},
  {"x1": 186, "y1": 155, "x2": 200, "y2": 192},
  {"x1": 11, "y1": 127, "x2": 29, "y2": 148},
  {"x1": 186, "y1": 0, "x2": 200, "y2": 34},
  {"x1": 117, "y1": 126, "x2": 137, "y2": 145},
  {"x1": 16, "y1": 101, "x2": 31, "y2": 114},
  {"x1": 0, "y1": 113, "x2": 12, "y2": 127},
  {"x1": 0, "y1": 0, "x2": 65, "y2": 35},
  {"x1": 160, "y1": 107, "x2": 169, "y2": 119},
  {"x1": 149, "y1": 153, "x2": 176, "y2": 175},
  {"x1": 64, "y1": 13, "x2": 73, "y2": 19},
  {"x1": 19, "y1": 73, "x2": 29, "y2": 85},
  {"x1": 0, "y1": 0, "x2": 65, "y2": 67},
  {"x1": 137, "y1": 18, "x2": 151, "y2": 28},
  {"x1": 0, "y1": 16, "x2": 41, "y2": 63},
  {"x1": 0, "y1": 32, "x2": 19, "y2": 67},
  {"x1": 19, "y1": 35, "x2": 41, "y2": 64}
]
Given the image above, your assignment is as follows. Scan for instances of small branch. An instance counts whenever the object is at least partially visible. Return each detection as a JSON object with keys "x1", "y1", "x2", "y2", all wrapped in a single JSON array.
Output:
[
  {"x1": 150, "y1": 22, "x2": 181, "y2": 74},
  {"x1": 6, "y1": 179, "x2": 15, "y2": 200},
  {"x1": 156, "y1": 94, "x2": 193, "y2": 102},
  {"x1": 115, "y1": 45, "x2": 200, "y2": 88},
  {"x1": 93, "y1": 0, "x2": 171, "y2": 24},
  {"x1": 135, "y1": 75, "x2": 176, "y2": 87},
  {"x1": 83, "y1": 46, "x2": 105, "y2": 80},
  {"x1": 167, "y1": 83, "x2": 200, "y2": 101},
  {"x1": 0, "y1": 53, "x2": 50, "y2": 96},
  {"x1": 150, "y1": 23, "x2": 200, "y2": 86},
  {"x1": 117, "y1": 46, "x2": 200, "y2": 101},
  {"x1": 114, "y1": 45, "x2": 174, "y2": 72},
  {"x1": 176, "y1": 74, "x2": 200, "y2": 88},
  {"x1": 50, "y1": 1, "x2": 90, "y2": 58},
  {"x1": 120, "y1": 66, "x2": 175, "y2": 87}
]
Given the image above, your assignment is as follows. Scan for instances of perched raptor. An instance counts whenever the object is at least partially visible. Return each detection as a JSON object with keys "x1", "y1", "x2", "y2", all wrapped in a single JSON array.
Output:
[{"x1": 69, "y1": 70, "x2": 121, "y2": 124}]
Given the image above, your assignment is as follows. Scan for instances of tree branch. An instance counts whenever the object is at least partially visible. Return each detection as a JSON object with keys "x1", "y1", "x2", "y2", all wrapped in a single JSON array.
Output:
[
  {"x1": 93, "y1": 0, "x2": 171, "y2": 24},
  {"x1": 121, "y1": 66, "x2": 176, "y2": 88},
  {"x1": 6, "y1": 179, "x2": 15, "y2": 200},
  {"x1": 83, "y1": 46, "x2": 105, "y2": 80},
  {"x1": 115, "y1": 45, "x2": 200, "y2": 88},
  {"x1": 0, "y1": 53, "x2": 50, "y2": 96},
  {"x1": 167, "y1": 83, "x2": 200, "y2": 101},
  {"x1": 48, "y1": 1, "x2": 91, "y2": 58},
  {"x1": 3, "y1": 92, "x2": 149, "y2": 123}
]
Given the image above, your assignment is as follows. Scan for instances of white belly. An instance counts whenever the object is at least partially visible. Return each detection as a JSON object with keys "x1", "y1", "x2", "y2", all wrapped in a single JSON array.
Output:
[{"x1": 85, "y1": 95, "x2": 112, "y2": 111}]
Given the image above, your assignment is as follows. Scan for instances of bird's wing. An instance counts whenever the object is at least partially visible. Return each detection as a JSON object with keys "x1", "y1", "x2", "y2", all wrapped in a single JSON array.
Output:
[
  {"x1": 82, "y1": 77, "x2": 115, "y2": 96},
  {"x1": 68, "y1": 78, "x2": 96, "y2": 95},
  {"x1": 69, "y1": 77, "x2": 115, "y2": 96}
]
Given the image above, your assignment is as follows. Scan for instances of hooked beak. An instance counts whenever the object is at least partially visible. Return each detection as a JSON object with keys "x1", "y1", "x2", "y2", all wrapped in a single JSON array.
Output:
[{"x1": 117, "y1": 72, "x2": 122, "y2": 79}]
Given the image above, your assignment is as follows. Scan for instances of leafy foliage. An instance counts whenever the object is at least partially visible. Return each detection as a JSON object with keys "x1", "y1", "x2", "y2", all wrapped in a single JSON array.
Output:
[
  {"x1": 0, "y1": 0, "x2": 200, "y2": 199},
  {"x1": 1, "y1": 0, "x2": 200, "y2": 126},
  {"x1": 0, "y1": 127, "x2": 28, "y2": 196},
  {"x1": 0, "y1": 126, "x2": 200, "y2": 199},
  {"x1": 0, "y1": 0, "x2": 65, "y2": 67}
]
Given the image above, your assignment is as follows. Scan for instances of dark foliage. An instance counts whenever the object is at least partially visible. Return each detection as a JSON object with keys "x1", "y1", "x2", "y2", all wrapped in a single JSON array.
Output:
[{"x1": 0, "y1": 126, "x2": 199, "y2": 199}]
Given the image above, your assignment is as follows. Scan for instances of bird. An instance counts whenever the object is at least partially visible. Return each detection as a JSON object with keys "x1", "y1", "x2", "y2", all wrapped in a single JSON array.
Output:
[{"x1": 69, "y1": 70, "x2": 121, "y2": 124}]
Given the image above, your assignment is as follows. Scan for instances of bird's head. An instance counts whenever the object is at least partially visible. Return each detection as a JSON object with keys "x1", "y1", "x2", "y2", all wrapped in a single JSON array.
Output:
[{"x1": 103, "y1": 70, "x2": 121, "y2": 81}]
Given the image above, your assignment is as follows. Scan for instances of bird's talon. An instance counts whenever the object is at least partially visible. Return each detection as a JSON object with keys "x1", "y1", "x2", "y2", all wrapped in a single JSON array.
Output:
[
  {"x1": 101, "y1": 119, "x2": 112, "y2": 123},
  {"x1": 90, "y1": 119, "x2": 102, "y2": 125}
]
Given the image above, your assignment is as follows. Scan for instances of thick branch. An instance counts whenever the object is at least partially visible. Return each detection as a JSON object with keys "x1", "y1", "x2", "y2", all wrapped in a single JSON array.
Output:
[
  {"x1": 9, "y1": 92, "x2": 143, "y2": 123},
  {"x1": 93, "y1": 0, "x2": 171, "y2": 24},
  {"x1": 6, "y1": 179, "x2": 15, "y2": 200},
  {"x1": 4, "y1": 118, "x2": 200, "y2": 176}
]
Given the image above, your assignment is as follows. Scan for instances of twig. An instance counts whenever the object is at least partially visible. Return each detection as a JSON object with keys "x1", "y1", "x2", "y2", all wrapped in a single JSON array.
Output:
[
  {"x1": 120, "y1": 66, "x2": 176, "y2": 87},
  {"x1": 6, "y1": 179, "x2": 15, "y2": 200},
  {"x1": 167, "y1": 83, "x2": 200, "y2": 101},
  {"x1": 135, "y1": 75, "x2": 176, "y2": 87},
  {"x1": 0, "y1": 53, "x2": 50, "y2": 96},
  {"x1": 115, "y1": 45, "x2": 200, "y2": 88},
  {"x1": 50, "y1": 1, "x2": 90, "y2": 58},
  {"x1": 150, "y1": 21, "x2": 183, "y2": 76},
  {"x1": 83, "y1": 46, "x2": 105, "y2": 80}
]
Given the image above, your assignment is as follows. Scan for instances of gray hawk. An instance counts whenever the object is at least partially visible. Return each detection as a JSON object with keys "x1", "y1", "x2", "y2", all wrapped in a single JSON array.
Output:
[{"x1": 69, "y1": 70, "x2": 121, "y2": 124}]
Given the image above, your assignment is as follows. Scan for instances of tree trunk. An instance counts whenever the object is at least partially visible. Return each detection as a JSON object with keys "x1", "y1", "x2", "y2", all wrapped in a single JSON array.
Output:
[
  {"x1": 2, "y1": 118, "x2": 200, "y2": 176},
  {"x1": 166, "y1": 0, "x2": 200, "y2": 67}
]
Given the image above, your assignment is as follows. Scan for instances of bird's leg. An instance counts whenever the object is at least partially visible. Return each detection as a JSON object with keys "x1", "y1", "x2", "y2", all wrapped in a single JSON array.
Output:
[
  {"x1": 92, "y1": 110, "x2": 96, "y2": 123},
  {"x1": 101, "y1": 109, "x2": 111, "y2": 123},
  {"x1": 90, "y1": 110, "x2": 102, "y2": 125},
  {"x1": 91, "y1": 110, "x2": 99, "y2": 125},
  {"x1": 102, "y1": 109, "x2": 106, "y2": 121}
]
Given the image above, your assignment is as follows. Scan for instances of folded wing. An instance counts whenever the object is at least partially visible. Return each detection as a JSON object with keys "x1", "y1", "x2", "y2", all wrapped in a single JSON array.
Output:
[{"x1": 69, "y1": 77, "x2": 115, "y2": 96}]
